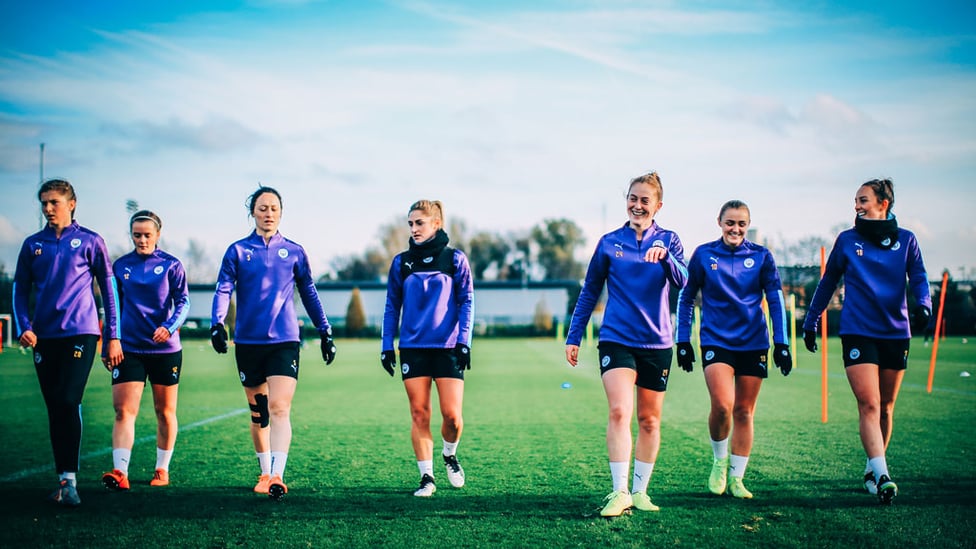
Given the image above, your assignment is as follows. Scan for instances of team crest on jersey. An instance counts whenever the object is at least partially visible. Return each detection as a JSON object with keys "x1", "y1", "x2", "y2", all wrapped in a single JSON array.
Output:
[
  {"x1": 402, "y1": 362, "x2": 410, "y2": 374},
  {"x1": 652, "y1": 239, "x2": 665, "y2": 249},
  {"x1": 705, "y1": 350, "x2": 715, "y2": 361},
  {"x1": 112, "y1": 368, "x2": 120, "y2": 379},
  {"x1": 278, "y1": 249, "x2": 289, "y2": 259},
  {"x1": 240, "y1": 371, "x2": 246, "y2": 383},
  {"x1": 744, "y1": 258, "x2": 755, "y2": 268},
  {"x1": 154, "y1": 266, "x2": 164, "y2": 275},
  {"x1": 70, "y1": 238, "x2": 82, "y2": 249},
  {"x1": 849, "y1": 348, "x2": 861, "y2": 360},
  {"x1": 855, "y1": 242, "x2": 864, "y2": 256},
  {"x1": 34, "y1": 352, "x2": 42, "y2": 364},
  {"x1": 601, "y1": 355, "x2": 611, "y2": 367}
]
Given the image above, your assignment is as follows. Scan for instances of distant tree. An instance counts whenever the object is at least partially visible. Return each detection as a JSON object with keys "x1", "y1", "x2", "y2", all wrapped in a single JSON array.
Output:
[
  {"x1": 184, "y1": 238, "x2": 212, "y2": 283},
  {"x1": 332, "y1": 249, "x2": 388, "y2": 281},
  {"x1": 530, "y1": 218, "x2": 585, "y2": 280},
  {"x1": 533, "y1": 296, "x2": 553, "y2": 335},
  {"x1": 467, "y1": 231, "x2": 510, "y2": 280},
  {"x1": 0, "y1": 262, "x2": 11, "y2": 316},
  {"x1": 345, "y1": 287, "x2": 367, "y2": 337},
  {"x1": 125, "y1": 199, "x2": 139, "y2": 216}
]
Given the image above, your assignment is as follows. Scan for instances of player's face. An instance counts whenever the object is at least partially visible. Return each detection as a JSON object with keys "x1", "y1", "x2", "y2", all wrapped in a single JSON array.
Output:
[
  {"x1": 626, "y1": 182, "x2": 662, "y2": 230},
  {"x1": 407, "y1": 210, "x2": 440, "y2": 244},
  {"x1": 39, "y1": 190, "x2": 75, "y2": 229},
  {"x1": 854, "y1": 185, "x2": 888, "y2": 220},
  {"x1": 719, "y1": 207, "x2": 750, "y2": 248},
  {"x1": 252, "y1": 192, "x2": 282, "y2": 235},
  {"x1": 130, "y1": 220, "x2": 160, "y2": 256}
]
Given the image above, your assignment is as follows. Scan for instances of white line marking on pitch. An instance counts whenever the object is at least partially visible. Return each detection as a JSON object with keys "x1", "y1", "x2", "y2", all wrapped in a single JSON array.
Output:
[{"x1": 0, "y1": 408, "x2": 248, "y2": 483}]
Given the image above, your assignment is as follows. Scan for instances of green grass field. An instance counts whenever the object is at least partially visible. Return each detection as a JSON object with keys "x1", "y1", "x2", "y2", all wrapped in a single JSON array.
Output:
[{"x1": 1, "y1": 337, "x2": 974, "y2": 548}]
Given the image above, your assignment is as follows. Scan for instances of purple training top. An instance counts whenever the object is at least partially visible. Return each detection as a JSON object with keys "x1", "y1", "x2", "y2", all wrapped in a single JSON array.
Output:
[{"x1": 114, "y1": 248, "x2": 190, "y2": 353}]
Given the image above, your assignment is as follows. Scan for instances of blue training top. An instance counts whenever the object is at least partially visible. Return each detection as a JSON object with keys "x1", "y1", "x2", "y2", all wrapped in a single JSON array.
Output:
[
  {"x1": 566, "y1": 221, "x2": 688, "y2": 349},
  {"x1": 803, "y1": 225, "x2": 930, "y2": 339},
  {"x1": 212, "y1": 231, "x2": 332, "y2": 344},
  {"x1": 676, "y1": 238, "x2": 787, "y2": 350},
  {"x1": 114, "y1": 248, "x2": 190, "y2": 354}
]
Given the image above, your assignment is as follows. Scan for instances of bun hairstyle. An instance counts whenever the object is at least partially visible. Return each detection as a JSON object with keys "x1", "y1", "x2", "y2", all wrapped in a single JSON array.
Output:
[
  {"x1": 130, "y1": 210, "x2": 162, "y2": 231},
  {"x1": 718, "y1": 199, "x2": 750, "y2": 219},
  {"x1": 247, "y1": 186, "x2": 283, "y2": 216},
  {"x1": 628, "y1": 172, "x2": 663, "y2": 201}
]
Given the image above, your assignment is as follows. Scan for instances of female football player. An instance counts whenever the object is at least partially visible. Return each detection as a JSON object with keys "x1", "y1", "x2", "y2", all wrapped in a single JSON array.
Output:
[
  {"x1": 381, "y1": 200, "x2": 474, "y2": 497},
  {"x1": 211, "y1": 186, "x2": 337, "y2": 500},
  {"x1": 675, "y1": 200, "x2": 791, "y2": 499},
  {"x1": 13, "y1": 179, "x2": 122, "y2": 506},
  {"x1": 803, "y1": 178, "x2": 930, "y2": 504},
  {"x1": 101, "y1": 210, "x2": 190, "y2": 491},
  {"x1": 565, "y1": 172, "x2": 688, "y2": 516}
]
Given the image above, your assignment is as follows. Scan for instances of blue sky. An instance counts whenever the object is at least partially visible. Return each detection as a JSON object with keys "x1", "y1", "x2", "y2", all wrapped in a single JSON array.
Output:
[{"x1": 1, "y1": 0, "x2": 974, "y2": 281}]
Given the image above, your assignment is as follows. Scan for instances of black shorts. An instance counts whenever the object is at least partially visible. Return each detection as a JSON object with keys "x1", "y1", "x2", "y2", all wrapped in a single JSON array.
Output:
[
  {"x1": 840, "y1": 336, "x2": 910, "y2": 370},
  {"x1": 112, "y1": 351, "x2": 183, "y2": 386},
  {"x1": 598, "y1": 342, "x2": 672, "y2": 392},
  {"x1": 399, "y1": 348, "x2": 463, "y2": 380},
  {"x1": 235, "y1": 342, "x2": 301, "y2": 387},
  {"x1": 701, "y1": 346, "x2": 769, "y2": 379}
]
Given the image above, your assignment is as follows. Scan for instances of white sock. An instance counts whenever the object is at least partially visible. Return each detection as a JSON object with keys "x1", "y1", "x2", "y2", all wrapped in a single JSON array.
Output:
[
  {"x1": 864, "y1": 458, "x2": 872, "y2": 475},
  {"x1": 61, "y1": 472, "x2": 77, "y2": 483},
  {"x1": 868, "y1": 456, "x2": 889, "y2": 479},
  {"x1": 418, "y1": 460, "x2": 434, "y2": 478},
  {"x1": 156, "y1": 447, "x2": 173, "y2": 471},
  {"x1": 256, "y1": 452, "x2": 272, "y2": 475},
  {"x1": 632, "y1": 460, "x2": 654, "y2": 494},
  {"x1": 609, "y1": 461, "x2": 629, "y2": 493},
  {"x1": 729, "y1": 454, "x2": 749, "y2": 479},
  {"x1": 442, "y1": 438, "x2": 459, "y2": 457},
  {"x1": 711, "y1": 437, "x2": 729, "y2": 460},
  {"x1": 270, "y1": 451, "x2": 288, "y2": 477},
  {"x1": 113, "y1": 448, "x2": 132, "y2": 474}
]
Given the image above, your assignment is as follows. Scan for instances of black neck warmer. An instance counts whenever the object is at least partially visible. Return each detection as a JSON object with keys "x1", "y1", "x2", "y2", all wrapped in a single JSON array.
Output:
[
  {"x1": 407, "y1": 229, "x2": 450, "y2": 259},
  {"x1": 854, "y1": 215, "x2": 899, "y2": 249}
]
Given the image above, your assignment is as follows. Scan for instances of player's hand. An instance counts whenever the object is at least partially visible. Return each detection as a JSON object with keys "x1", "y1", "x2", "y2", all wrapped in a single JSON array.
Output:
[
  {"x1": 803, "y1": 330, "x2": 818, "y2": 353},
  {"x1": 455, "y1": 343, "x2": 471, "y2": 371},
  {"x1": 911, "y1": 305, "x2": 931, "y2": 334},
  {"x1": 676, "y1": 341, "x2": 695, "y2": 372},
  {"x1": 643, "y1": 245, "x2": 668, "y2": 263},
  {"x1": 381, "y1": 350, "x2": 396, "y2": 377},
  {"x1": 773, "y1": 343, "x2": 792, "y2": 376},
  {"x1": 565, "y1": 345, "x2": 579, "y2": 367},
  {"x1": 211, "y1": 324, "x2": 228, "y2": 354},
  {"x1": 151, "y1": 327, "x2": 171, "y2": 344},
  {"x1": 320, "y1": 328, "x2": 337, "y2": 365},
  {"x1": 18, "y1": 329, "x2": 37, "y2": 348}
]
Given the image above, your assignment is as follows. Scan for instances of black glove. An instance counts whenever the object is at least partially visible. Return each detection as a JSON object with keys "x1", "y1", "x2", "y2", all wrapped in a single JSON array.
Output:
[
  {"x1": 455, "y1": 343, "x2": 471, "y2": 371},
  {"x1": 803, "y1": 330, "x2": 818, "y2": 353},
  {"x1": 381, "y1": 350, "x2": 396, "y2": 377},
  {"x1": 911, "y1": 305, "x2": 931, "y2": 334},
  {"x1": 773, "y1": 343, "x2": 792, "y2": 376},
  {"x1": 210, "y1": 324, "x2": 228, "y2": 354},
  {"x1": 320, "y1": 328, "x2": 337, "y2": 365},
  {"x1": 675, "y1": 342, "x2": 695, "y2": 372}
]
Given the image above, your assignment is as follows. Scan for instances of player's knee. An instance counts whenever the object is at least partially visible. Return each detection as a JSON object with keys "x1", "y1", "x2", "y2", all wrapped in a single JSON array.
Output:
[
  {"x1": 607, "y1": 404, "x2": 631, "y2": 425},
  {"x1": 250, "y1": 394, "x2": 270, "y2": 428},
  {"x1": 410, "y1": 407, "x2": 431, "y2": 426}
]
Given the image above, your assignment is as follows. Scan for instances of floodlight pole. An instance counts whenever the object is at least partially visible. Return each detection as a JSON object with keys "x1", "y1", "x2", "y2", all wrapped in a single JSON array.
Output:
[{"x1": 39, "y1": 143, "x2": 45, "y2": 182}]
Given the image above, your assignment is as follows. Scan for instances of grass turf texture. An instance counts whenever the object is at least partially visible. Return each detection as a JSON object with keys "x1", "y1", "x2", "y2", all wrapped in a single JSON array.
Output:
[{"x1": 0, "y1": 338, "x2": 974, "y2": 548}]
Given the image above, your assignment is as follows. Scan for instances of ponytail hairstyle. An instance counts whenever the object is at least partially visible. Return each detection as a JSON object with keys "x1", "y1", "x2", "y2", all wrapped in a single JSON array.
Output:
[
  {"x1": 129, "y1": 210, "x2": 162, "y2": 231},
  {"x1": 38, "y1": 178, "x2": 77, "y2": 218},
  {"x1": 246, "y1": 186, "x2": 283, "y2": 216},
  {"x1": 408, "y1": 199, "x2": 444, "y2": 228},
  {"x1": 861, "y1": 178, "x2": 895, "y2": 216}
]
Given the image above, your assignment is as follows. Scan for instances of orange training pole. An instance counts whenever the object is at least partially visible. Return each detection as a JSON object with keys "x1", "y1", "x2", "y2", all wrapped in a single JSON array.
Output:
[
  {"x1": 926, "y1": 271, "x2": 950, "y2": 393},
  {"x1": 820, "y1": 246, "x2": 828, "y2": 423}
]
